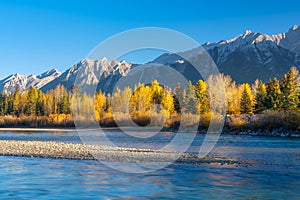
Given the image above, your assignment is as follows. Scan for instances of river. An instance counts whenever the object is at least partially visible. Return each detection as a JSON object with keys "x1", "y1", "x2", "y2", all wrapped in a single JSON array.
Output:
[{"x1": 0, "y1": 130, "x2": 299, "y2": 199}]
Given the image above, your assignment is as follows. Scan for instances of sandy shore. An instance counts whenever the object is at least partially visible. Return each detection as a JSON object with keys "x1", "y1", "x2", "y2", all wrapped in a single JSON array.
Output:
[{"x1": 0, "y1": 140, "x2": 247, "y2": 166}]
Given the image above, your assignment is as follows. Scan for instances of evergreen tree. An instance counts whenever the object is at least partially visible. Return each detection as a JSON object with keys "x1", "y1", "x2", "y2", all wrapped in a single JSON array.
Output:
[
  {"x1": 59, "y1": 86, "x2": 70, "y2": 114},
  {"x1": 25, "y1": 86, "x2": 38, "y2": 115},
  {"x1": 183, "y1": 81, "x2": 198, "y2": 114},
  {"x1": 173, "y1": 83, "x2": 184, "y2": 113},
  {"x1": 12, "y1": 86, "x2": 22, "y2": 116},
  {"x1": 281, "y1": 67, "x2": 299, "y2": 111},
  {"x1": 3, "y1": 95, "x2": 9, "y2": 115},
  {"x1": 194, "y1": 80, "x2": 209, "y2": 113},
  {"x1": 254, "y1": 80, "x2": 267, "y2": 113},
  {"x1": 150, "y1": 80, "x2": 163, "y2": 105},
  {"x1": 0, "y1": 94, "x2": 6, "y2": 115},
  {"x1": 240, "y1": 83, "x2": 253, "y2": 114},
  {"x1": 266, "y1": 78, "x2": 282, "y2": 110},
  {"x1": 36, "y1": 90, "x2": 45, "y2": 116},
  {"x1": 105, "y1": 93, "x2": 112, "y2": 114}
]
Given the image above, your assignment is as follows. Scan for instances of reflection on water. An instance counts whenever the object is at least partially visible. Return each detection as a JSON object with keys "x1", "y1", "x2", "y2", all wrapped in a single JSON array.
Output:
[{"x1": 0, "y1": 131, "x2": 299, "y2": 199}]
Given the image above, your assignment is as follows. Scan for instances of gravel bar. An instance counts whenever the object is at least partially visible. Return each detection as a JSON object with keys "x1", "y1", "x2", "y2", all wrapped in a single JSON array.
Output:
[{"x1": 0, "y1": 140, "x2": 248, "y2": 166}]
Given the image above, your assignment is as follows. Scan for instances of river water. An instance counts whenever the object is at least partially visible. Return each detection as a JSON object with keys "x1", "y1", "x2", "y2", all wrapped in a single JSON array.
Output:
[{"x1": 0, "y1": 130, "x2": 299, "y2": 199}]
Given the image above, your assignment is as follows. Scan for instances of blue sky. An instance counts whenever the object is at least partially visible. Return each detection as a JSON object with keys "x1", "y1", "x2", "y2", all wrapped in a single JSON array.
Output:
[{"x1": 0, "y1": 0, "x2": 299, "y2": 79}]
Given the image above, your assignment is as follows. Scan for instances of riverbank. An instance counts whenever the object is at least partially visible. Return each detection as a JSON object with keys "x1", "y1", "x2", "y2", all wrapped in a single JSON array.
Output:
[
  {"x1": 1, "y1": 126, "x2": 300, "y2": 138},
  {"x1": 222, "y1": 127, "x2": 300, "y2": 138},
  {"x1": 0, "y1": 111, "x2": 300, "y2": 137}
]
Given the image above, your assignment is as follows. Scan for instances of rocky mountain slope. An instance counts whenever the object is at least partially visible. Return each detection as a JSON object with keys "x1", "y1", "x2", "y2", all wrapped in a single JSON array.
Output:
[{"x1": 40, "y1": 57, "x2": 133, "y2": 93}]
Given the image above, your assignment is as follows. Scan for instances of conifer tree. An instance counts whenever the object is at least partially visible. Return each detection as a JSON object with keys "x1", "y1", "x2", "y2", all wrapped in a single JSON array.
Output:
[
  {"x1": 240, "y1": 83, "x2": 253, "y2": 114},
  {"x1": 266, "y1": 78, "x2": 282, "y2": 110},
  {"x1": 184, "y1": 81, "x2": 198, "y2": 114},
  {"x1": 150, "y1": 80, "x2": 163, "y2": 105},
  {"x1": 281, "y1": 67, "x2": 299, "y2": 111},
  {"x1": 174, "y1": 83, "x2": 184, "y2": 113},
  {"x1": 25, "y1": 86, "x2": 38, "y2": 115},
  {"x1": 12, "y1": 86, "x2": 21, "y2": 116},
  {"x1": 254, "y1": 80, "x2": 267, "y2": 113},
  {"x1": 0, "y1": 94, "x2": 4, "y2": 115},
  {"x1": 36, "y1": 90, "x2": 45, "y2": 116}
]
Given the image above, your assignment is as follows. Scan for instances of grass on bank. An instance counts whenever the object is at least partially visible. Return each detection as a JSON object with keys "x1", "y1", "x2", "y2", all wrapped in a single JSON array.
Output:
[{"x1": 0, "y1": 111, "x2": 299, "y2": 131}]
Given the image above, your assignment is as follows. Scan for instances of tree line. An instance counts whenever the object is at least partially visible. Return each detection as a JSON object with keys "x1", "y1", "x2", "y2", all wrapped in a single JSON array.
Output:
[{"x1": 0, "y1": 67, "x2": 299, "y2": 122}]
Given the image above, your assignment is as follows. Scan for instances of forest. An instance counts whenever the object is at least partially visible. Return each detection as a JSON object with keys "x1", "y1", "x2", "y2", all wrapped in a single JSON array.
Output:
[{"x1": 0, "y1": 67, "x2": 299, "y2": 129}]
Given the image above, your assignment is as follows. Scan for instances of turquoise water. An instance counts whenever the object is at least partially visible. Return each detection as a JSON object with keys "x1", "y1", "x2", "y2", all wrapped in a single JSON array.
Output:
[{"x1": 0, "y1": 131, "x2": 299, "y2": 199}]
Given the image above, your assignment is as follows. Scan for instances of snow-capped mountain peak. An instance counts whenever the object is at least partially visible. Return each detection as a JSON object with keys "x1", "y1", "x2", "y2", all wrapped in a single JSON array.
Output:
[
  {"x1": 0, "y1": 69, "x2": 61, "y2": 94},
  {"x1": 37, "y1": 68, "x2": 61, "y2": 79},
  {"x1": 40, "y1": 57, "x2": 133, "y2": 93},
  {"x1": 291, "y1": 25, "x2": 299, "y2": 31},
  {"x1": 244, "y1": 29, "x2": 252, "y2": 35},
  {"x1": 153, "y1": 25, "x2": 300, "y2": 84},
  {"x1": 271, "y1": 25, "x2": 300, "y2": 55}
]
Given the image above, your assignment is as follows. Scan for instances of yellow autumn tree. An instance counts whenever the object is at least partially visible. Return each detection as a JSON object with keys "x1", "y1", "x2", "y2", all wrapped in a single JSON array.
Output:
[
  {"x1": 111, "y1": 88, "x2": 122, "y2": 113},
  {"x1": 161, "y1": 90, "x2": 174, "y2": 118},
  {"x1": 150, "y1": 80, "x2": 164, "y2": 104},
  {"x1": 94, "y1": 91, "x2": 106, "y2": 121},
  {"x1": 129, "y1": 84, "x2": 153, "y2": 116},
  {"x1": 120, "y1": 87, "x2": 132, "y2": 114},
  {"x1": 12, "y1": 88, "x2": 22, "y2": 116},
  {"x1": 194, "y1": 80, "x2": 209, "y2": 114}
]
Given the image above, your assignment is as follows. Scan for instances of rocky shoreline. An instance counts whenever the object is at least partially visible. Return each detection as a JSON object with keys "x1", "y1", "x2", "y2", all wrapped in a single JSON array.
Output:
[
  {"x1": 222, "y1": 128, "x2": 300, "y2": 137},
  {"x1": 161, "y1": 127, "x2": 300, "y2": 138}
]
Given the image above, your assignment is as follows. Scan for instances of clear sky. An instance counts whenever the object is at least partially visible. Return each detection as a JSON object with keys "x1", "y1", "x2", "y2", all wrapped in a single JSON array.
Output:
[{"x1": 0, "y1": 0, "x2": 300, "y2": 79}]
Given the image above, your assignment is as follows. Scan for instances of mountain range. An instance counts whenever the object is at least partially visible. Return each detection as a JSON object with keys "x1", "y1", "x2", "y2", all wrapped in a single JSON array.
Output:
[
  {"x1": 0, "y1": 69, "x2": 61, "y2": 93},
  {"x1": 0, "y1": 25, "x2": 299, "y2": 94}
]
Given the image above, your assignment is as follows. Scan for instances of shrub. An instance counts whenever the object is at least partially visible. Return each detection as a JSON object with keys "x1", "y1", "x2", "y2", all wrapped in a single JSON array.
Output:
[
  {"x1": 284, "y1": 112, "x2": 300, "y2": 130},
  {"x1": 251, "y1": 110, "x2": 285, "y2": 130},
  {"x1": 199, "y1": 112, "x2": 211, "y2": 129},
  {"x1": 227, "y1": 115, "x2": 248, "y2": 129},
  {"x1": 181, "y1": 113, "x2": 200, "y2": 128}
]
